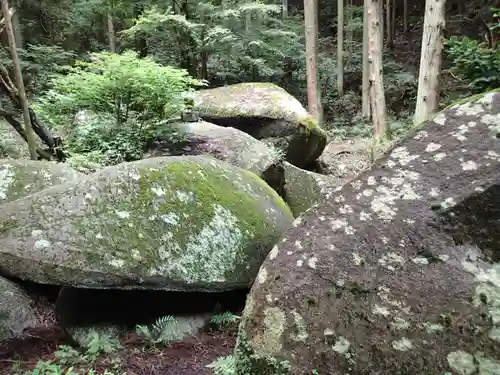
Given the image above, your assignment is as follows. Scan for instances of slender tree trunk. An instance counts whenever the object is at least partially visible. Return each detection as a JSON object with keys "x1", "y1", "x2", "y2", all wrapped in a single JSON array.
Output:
[
  {"x1": 391, "y1": 0, "x2": 396, "y2": 41},
  {"x1": 367, "y1": 0, "x2": 387, "y2": 137},
  {"x1": 386, "y1": 0, "x2": 393, "y2": 48},
  {"x1": 304, "y1": 0, "x2": 321, "y2": 122},
  {"x1": 337, "y1": 0, "x2": 344, "y2": 96},
  {"x1": 10, "y1": 0, "x2": 20, "y2": 47},
  {"x1": 362, "y1": 0, "x2": 370, "y2": 118},
  {"x1": 107, "y1": 12, "x2": 116, "y2": 52},
  {"x1": 282, "y1": 0, "x2": 288, "y2": 18},
  {"x1": 1, "y1": 0, "x2": 36, "y2": 159},
  {"x1": 346, "y1": 0, "x2": 353, "y2": 50},
  {"x1": 413, "y1": 0, "x2": 446, "y2": 125},
  {"x1": 403, "y1": 0, "x2": 408, "y2": 31}
]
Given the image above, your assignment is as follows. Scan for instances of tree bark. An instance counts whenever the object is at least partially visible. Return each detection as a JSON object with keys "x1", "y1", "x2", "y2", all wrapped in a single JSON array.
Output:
[
  {"x1": 403, "y1": 0, "x2": 408, "y2": 31},
  {"x1": 304, "y1": 0, "x2": 321, "y2": 122},
  {"x1": 107, "y1": 12, "x2": 116, "y2": 52},
  {"x1": 1, "y1": 0, "x2": 36, "y2": 159},
  {"x1": 386, "y1": 0, "x2": 393, "y2": 48},
  {"x1": 413, "y1": 0, "x2": 445, "y2": 125},
  {"x1": 337, "y1": 0, "x2": 344, "y2": 96},
  {"x1": 362, "y1": 0, "x2": 370, "y2": 118},
  {"x1": 367, "y1": 0, "x2": 387, "y2": 137},
  {"x1": 282, "y1": 0, "x2": 288, "y2": 18}
]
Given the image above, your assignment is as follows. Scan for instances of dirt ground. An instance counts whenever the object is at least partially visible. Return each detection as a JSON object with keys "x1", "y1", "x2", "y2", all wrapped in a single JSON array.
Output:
[{"x1": 0, "y1": 295, "x2": 237, "y2": 375}]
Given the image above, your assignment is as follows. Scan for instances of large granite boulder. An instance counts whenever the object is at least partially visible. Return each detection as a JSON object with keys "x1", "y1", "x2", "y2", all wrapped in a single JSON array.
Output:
[
  {"x1": 0, "y1": 156, "x2": 293, "y2": 291},
  {"x1": 192, "y1": 83, "x2": 327, "y2": 168},
  {"x1": 145, "y1": 120, "x2": 286, "y2": 196},
  {"x1": 283, "y1": 162, "x2": 342, "y2": 217},
  {"x1": 0, "y1": 276, "x2": 37, "y2": 341},
  {"x1": 0, "y1": 159, "x2": 83, "y2": 204},
  {"x1": 234, "y1": 91, "x2": 500, "y2": 374}
]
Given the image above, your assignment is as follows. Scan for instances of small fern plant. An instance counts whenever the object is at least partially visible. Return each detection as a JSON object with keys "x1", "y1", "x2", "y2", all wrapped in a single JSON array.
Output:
[
  {"x1": 206, "y1": 355, "x2": 235, "y2": 375},
  {"x1": 209, "y1": 312, "x2": 241, "y2": 328},
  {"x1": 135, "y1": 315, "x2": 180, "y2": 346}
]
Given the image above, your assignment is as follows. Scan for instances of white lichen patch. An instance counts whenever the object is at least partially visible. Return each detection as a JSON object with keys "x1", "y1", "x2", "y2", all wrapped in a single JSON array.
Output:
[
  {"x1": 307, "y1": 256, "x2": 318, "y2": 269},
  {"x1": 425, "y1": 142, "x2": 442, "y2": 152},
  {"x1": 411, "y1": 256, "x2": 429, "y2": 265},
  {"x1": 252, "y1": 307, "x2": 286, "y2": 356},
  {"x1": 258, "y1": 267, "x2": 268, "y2": 284},
  {"x1": 447, "y1": 351, "x2": 477, "y2": 375},
  {"x1": 368, "y1": 169, "x2": 421, "y2": 221},
  {"x1": 422, "y1": 322, "x2": 444, "y2": 334},
  {"x1": 441, "y1": 197, "x2": 457, "y2": 209},
  {"x1": 269, "y1": 245, "x2": 279, "y2": 260},
  {"x1": 372, "y1": 304, "x2": 391, "y2": 317},
  {"x1": 391, "y1": 316, "x2": 410, "y2": 330},
  {"x1": 333, "y1": 336, "x2": 351, "y2": 354},
  {"x1": 34, "y1": 239, "x2": 51, "y2": 250},
  {"x1": 115, "y1": 211, "x2": 130, "y2": 219},
  {"x1": 378, "y1": 252, "x2": 405, "y2": 271},
  {"x1": 290, "y1": 310, "x2": 308, "y2": 342},
  {"x1": 0, "y1": 164, "x2": 14, "y2": 200},
  {"x1": 433, "y1": 113, "x2": 446, "y2": 125},
  {"x1": 461, "y1": 160, "x2": 479, "y2": 171},
  {"x1": 149, "y1": 204, "x2": 244, "y2": 283},
  {"x1": 390, "y1": 147, "x2": 420, "y2": 166},
  {"x1": 433, "y1": 152, "x2": 447, "y2": 161},
  {"x1": 330, "y1": 218, "x2": 355, "y2": 235},
  {"x1": 391, "y1": 337, "x2": 413, "y2": 351}
]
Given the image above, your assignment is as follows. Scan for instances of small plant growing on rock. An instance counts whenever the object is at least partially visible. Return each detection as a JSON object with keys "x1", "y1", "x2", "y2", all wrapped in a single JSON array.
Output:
[
  {"x1": 206, "y1": 355, "x2": 235, "y2": 375},
  {"x1": 135, "y1": 315, "x2": 181, "y2": 346},
  {"x1": 209, "y1": 311, "x2": 241, "y2": 328}
]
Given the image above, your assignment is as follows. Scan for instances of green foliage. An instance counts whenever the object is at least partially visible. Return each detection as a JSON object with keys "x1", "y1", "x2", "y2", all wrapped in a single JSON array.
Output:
[
  {"x1": 444, "y1": 36, "x2": 500, "y2": 92},
  {"x1": 135, "y1": 315, "x2": 183, "y2": 346},
  {"x1": 444, "y1": 8, "x2": 500, "y2": 93},
  {"x1": 36, "y1": 50, "x2": 206, "y2": 126},
  {"x1": 13, "y1": 343, "x2": 123, "y2": 375},
  {"x1": 209, "y1": 311, "x2": 241, "y2": 328},
  {"x1": 206, "y1": 355, "x2": 236, "y2": 375}
]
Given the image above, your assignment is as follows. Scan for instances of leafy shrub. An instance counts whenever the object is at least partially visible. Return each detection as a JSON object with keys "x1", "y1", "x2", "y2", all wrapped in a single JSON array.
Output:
[
  {"x1": 34, "y1": 50, "x2": 205, "y2": 166},
  {"x1": 444, "y1": 36, "x2": 500, "y2": 93},
  {"x1": 36, "y1": 50, "x2": 206, "y2": 126}
]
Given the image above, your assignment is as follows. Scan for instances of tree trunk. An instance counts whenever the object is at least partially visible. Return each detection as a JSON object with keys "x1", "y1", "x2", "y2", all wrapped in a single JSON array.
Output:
[
  {"x1": 337, "y1": 0, "x2": 344, "y2": 96},
  {"x1": 10, "y1": 0, "x2": 20, "y2": 47},
  {"x1": 362, "y1": 0, "x2": 370, "y2": 118},
  {"x1": 107, "y1": 12, "x2": 116, "y2": 52},
  {"x1": 413, "y1": 0, "x2": 445, "y2": 125},
  {"x1": 304, "y1": 0, "x2": 321, "y2": 122},
  {"x1": 367, "y1": 0, "x2": 387, "y2": 137},
  {"x1": 386, "y1": 0, "x2": 393, "y2": 48},
  {"x1": 1, "y1": 0, "x2": 36, "y2": 159},
  {"x1": 282, "y1": 0, "x2": 288, "y2": 18},
  {"x1": 403, "y1": 0, "x2": 408, "y2": 31}
]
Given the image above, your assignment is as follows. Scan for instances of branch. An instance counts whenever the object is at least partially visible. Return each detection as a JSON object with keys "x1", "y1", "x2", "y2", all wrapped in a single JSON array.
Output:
[{"x1": 0, "y1": 109, "x2": 53, "y2": 160}]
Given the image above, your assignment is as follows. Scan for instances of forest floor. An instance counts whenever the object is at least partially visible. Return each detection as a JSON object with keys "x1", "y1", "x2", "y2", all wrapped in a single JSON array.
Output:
[{"x1": 0, "y1": 294, "x2": 237, "y2": 375}]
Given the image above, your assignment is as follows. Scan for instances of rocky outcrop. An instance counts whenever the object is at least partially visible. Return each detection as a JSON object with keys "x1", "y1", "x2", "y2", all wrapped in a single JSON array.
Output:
[
  {"x1": 0, "y1": 156, "x2": 293, "y2": 291},
  {"x1": 0, "y1": 276, "x2": 36, "y2": 341},
  {"x1": 192, "y1": 83, "x2": 327, "y2": 168},
  {"x1": 234, "y1": 91, "x2": 500, "y2": 374},
  {"x1": 145, "y1": 120, "x2": 286, "y2": 196},
  {"x1": 0, "y1": 159, "x2": 83, "y2": 204}
]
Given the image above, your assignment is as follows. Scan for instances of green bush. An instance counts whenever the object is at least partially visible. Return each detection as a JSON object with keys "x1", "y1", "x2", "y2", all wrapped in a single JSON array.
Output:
[
  {"x1": 444, "y1": 35, "x2": 500, "y2": 93},
  {"x1": 34, "y1": 50, "x2": 205, "y2": 167}
]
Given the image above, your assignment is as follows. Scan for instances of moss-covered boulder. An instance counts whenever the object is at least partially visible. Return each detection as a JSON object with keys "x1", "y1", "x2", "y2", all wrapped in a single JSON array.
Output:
[
  {"x1": 0, "y1": 276, "x2": 36, "y2": 341},
  {"x1": 283, "y1": 162, "x2": 342, "y2": 217},
  {"x1": 0, "y1": 159, "x2": 83, "y2": 204},
  {"x1": 234, "y1": 91, "x2": 500, "y2": 374},
  {"x1": 192, "y1": 83, "x2": 327, "y2": 168},
  {"x1": 145, "y1": 120, "x2": 286, "y2": 196},
  {"x1": 0, "y1": 156, "x2": 293, "y2": 291}
]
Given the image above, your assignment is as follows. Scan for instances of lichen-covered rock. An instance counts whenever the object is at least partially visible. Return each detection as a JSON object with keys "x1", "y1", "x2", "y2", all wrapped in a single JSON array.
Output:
[
  {"x1": 0, "y1": 159, "x2": 83, "y2": 204},
  {"x1": 234, "y1": 91, "x2": 500, "y2": 374},
  {"x1": 316, "y1": 139, "x2": 373, "y2": 178},
  {"x1": 145, "y1": 120, "x2": 286, "y2": 196},
  {"x1": 192, "y1": 83, "x2": 328, "y2": 168},
  {"x1": 0, "y1": 156, "x2": 293, "y2": 291},
  {"x1": 0, "y1": 120, "x2": 31, "y2": 159},
  {"x1": 0, "y1": 276, "x2": 36, "y2": 341},
  {"x1": 283, "y1": 162, "x2": 342, "y2": 217}
]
